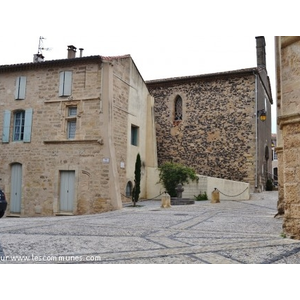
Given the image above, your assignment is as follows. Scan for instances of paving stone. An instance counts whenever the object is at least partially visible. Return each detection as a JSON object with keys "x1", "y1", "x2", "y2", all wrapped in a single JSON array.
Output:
[{"x1": 1, "y1": 191, "x2": 300, "y2": 264}]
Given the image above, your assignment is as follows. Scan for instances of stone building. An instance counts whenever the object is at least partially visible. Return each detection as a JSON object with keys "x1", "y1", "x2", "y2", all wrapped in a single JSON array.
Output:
[
  {"x1": 275, "y1": 36, "x2": 300, "y2": 238},
  {"x1": 271, "y1": 133, "x2": 278, "y2": 186},
  {"x1": 147, "y1": 36, "x2": 273, "y2": 192},
  {"x1": 0, "y1": 46, "x2": 157, "y2": 217}
]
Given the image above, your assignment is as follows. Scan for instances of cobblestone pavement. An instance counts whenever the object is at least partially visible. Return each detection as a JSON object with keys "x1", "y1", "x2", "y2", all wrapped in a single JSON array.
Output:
[{"x1": 1, "y1": 191, "x2": 300, "y2": 264}]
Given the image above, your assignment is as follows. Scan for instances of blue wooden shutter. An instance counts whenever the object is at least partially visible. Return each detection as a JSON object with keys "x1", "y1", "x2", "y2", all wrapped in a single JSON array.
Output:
[
  {"x1": 14, "y1": 76, "x2": 26, "y2": 100},
  {"x1": 23, "y1": 108, "x2": 33, "y2": 142},
  {"x1": 59, "y1": 71, "x2": 72, "y2": 96},
  {"x1": 2, "y1": 110, "x2": 11, "y2": 143}
]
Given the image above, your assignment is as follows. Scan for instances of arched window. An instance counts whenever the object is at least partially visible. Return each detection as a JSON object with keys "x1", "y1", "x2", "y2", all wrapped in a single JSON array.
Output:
[
  {"x1": 126, "y1": 181, "x2": 133, "y2": 197},
  {"x1": 174, "y1": 96, "x2": 183, "y2": 121}
]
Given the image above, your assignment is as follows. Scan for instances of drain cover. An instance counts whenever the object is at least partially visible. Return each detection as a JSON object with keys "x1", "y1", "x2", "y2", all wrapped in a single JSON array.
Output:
[{"x1": 174, "y1": 213, "x2": 189, "y2": 216}]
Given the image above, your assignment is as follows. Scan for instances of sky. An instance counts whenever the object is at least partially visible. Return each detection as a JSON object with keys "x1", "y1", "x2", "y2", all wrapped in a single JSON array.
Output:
[{"x1": 1, "y1": 0, "x2": 297, "y2": 133}]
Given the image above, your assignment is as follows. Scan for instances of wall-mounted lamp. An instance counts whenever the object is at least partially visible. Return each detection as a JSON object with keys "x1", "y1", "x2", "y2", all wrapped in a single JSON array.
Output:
[{"x1": 257, "y1": 109, "x2": 267, "y2": 122}]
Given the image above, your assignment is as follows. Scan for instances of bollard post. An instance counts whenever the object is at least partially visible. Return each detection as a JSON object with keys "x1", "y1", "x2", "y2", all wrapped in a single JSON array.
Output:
[
  {"x1": 161, "y1": 192, "x2": 171, "y2": 208},
  {"x1": 211, "y1": 188, "x2": 220, "y2": 203}
]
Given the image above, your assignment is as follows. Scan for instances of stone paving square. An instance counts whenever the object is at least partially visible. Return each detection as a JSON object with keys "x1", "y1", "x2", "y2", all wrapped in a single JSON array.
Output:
[{"x1": 1, "y1": 191, "x2": 300, "y2": 264}]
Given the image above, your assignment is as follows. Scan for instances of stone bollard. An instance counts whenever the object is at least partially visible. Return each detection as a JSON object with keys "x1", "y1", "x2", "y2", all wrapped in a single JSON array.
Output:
[
  {"x1": 161, "y1": 192, "x2": 171, "y2": 208},
  {"x1": 211, "y1": 188, "x2": 220, "y2": 203}
]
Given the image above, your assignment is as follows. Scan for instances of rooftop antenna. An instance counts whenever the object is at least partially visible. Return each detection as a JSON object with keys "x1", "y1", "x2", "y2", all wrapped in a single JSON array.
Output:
[{"x1": 33, "y1": 36, "x2": 52, "y2": 62}]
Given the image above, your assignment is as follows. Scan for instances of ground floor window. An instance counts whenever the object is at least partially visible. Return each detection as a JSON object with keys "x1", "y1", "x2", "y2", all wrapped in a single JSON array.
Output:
[{"x1": 126, "y1": 181, "x2": 133, "y2": 197}]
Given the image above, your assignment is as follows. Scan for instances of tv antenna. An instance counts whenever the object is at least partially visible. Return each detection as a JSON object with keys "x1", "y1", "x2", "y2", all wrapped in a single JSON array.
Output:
[
  {"x1": 38, "y1": 36, "x2": 52, "y2": 55},
  {"x1": 34, "y1": 36, "x2": 52, "y2": 62}
]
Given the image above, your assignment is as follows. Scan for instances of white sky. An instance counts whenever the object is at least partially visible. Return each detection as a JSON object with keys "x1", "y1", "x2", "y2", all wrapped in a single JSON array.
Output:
[{"x1": 1, "y1": 0, "x2": 298, "y2": 133}]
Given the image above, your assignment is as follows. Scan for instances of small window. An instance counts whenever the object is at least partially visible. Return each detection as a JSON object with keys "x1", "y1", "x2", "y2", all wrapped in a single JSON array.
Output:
[
  {"x1": 68, "y1": 106, "x2": 77, "y2": 116},
  {"x1": 67, "y1": 107, "x2": 77, "y2": 139},
  {"x1": 59, "y1": 71, "x2": 73, "y2": 96},
  {"x1": 131, "y1": 125, "x2": 139, "y2": 146},
  {"x1": 13, "y1": 111, "x2": 25, "y2": 141},
  {"x1": 67, "y1": 120, "x2": 76, "y2": 139},
  {"x1": 126, "y1": 181, "x2": 133, "y2": 197},
  {"x1": 15, "y1": 76, "x2": 27, "y2": 100},
  {"x1": 174, "y1": 96, "x2": 183, "y2": 121}
]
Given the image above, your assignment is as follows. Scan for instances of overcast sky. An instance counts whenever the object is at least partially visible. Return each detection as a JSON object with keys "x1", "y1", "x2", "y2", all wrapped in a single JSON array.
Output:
[{"x1": 2, "y1": 0, "x2": 296, "y2": 133}]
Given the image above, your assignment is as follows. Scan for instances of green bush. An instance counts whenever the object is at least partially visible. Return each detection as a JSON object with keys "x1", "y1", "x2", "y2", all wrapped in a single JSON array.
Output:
[
  {"x1": 132, "y1": 153, "x2": 141, "y2": 206},
  {"x1": 266, "y1": 179, "x2": 273, "y2": 191},
  {"x1": 194, "y1": 191, "x2": 208, "y2": 201},
  {"x1": 158, "y1": 162, "x2": 198, "y2": 197}
]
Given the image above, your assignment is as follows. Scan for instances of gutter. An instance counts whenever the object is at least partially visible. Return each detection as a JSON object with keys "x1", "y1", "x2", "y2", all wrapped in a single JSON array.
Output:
[{"x1": 254, "y1": 72, "x2": 258, "y2": 189}]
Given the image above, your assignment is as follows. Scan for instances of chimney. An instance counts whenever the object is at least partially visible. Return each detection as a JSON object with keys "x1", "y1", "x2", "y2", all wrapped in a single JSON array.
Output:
[
  {"x1": 79, "y1": 48, "x2": 84, "y2": 57},
  {"x1": 33, "y1": 53, "x2": 45, "y2": 63},
  {"x1": 255, "y1": 36, "x2": 266, "y2": 69},
  {"x1": 67, "y1": 45, "x2": 77, "y2": 59}
]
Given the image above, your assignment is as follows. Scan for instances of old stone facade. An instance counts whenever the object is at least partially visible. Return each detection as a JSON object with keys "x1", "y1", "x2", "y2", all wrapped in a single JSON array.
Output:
[
  {"x1": 276, "y1": 36, "x2": 300, "y2": 238},
  {"x1": 147, "y1": 37, "x2": 273, "y2": 192},
  {"x1": 0, "y1": 49, "x2": 157, "y2": 217}
]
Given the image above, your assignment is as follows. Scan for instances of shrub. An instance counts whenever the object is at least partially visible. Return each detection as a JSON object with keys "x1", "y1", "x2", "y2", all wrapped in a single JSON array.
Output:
[
  {"x1": 132, "y1": 153, "x2": 141, "y2": 206},
  {"x1": 158, "y1": 162, "x2": 198, "y2": 197},
  {"x1": 266, "y1": 179, "x2": 273, "y2": 191},
  {"x1": 194, "y1": 191, "x2": 208, "y2": 201}
]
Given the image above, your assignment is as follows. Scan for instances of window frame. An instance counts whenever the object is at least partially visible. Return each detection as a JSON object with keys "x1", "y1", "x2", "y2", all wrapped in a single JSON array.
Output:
[
  {"x1": 13, "y1": 110, "x2": 26, "y2": 141},
  {"x1": 66, "y1": 106, "x2": 77, "y2": 139},
  {"x1": 174, "y1": 95, "x2": 183, "y2": 121},
  {"x1": 131, "y1": 125, "x2": 139, "y2": 146}
]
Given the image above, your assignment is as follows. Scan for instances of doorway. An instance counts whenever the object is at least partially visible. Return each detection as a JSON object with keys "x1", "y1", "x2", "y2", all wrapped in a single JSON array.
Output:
[
  {"x1": 59, "y1": 171, "x2": 75, "y2": 212},
  {"x1": 10, "y1": 163, "x2": 22, "y2": 214}
]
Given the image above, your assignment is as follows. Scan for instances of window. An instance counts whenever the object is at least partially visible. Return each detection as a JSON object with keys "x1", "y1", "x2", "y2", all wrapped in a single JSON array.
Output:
[
  {"x1": 68, "y1": 107, "x2": 77, "y2": 117},
  {"x1": 273, "y1": 150, "x2": 278, "y2": 160},
  {"x1": 67, "y1": 107, "x2": 77, "y2": 139},
  {"x1": 15, "y1": 76, "x2": 27, "y2": 100},
  {"x1": 174, "y1": 96, "x2": 183, "y2": 121},
  {"x1": 273, "y1": 167, "x2": 278, "y2": 181},
  {"x1": 67, "y1": 121, "x2": 76, "y2": 139},
  {"x1": 2, "y1": 109, "x2": 33, "y2": 143},
  {"x1": 59, "y1": 71, "x2": 73, "y2": 96},
  {"x1": 131, "y1": 125, "x2": 139, "y2": 146},
  {"x1": 13, "y1": 111, "x2": 25, "y2": 141},
  {"x1": 126, "y1": 181, "x2": 133, "y2": 197}
]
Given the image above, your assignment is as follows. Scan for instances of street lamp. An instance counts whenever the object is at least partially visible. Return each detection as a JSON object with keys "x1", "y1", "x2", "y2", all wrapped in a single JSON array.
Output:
[{"x1": 257, "y1": 109, "x2": 267, "y2": 122}]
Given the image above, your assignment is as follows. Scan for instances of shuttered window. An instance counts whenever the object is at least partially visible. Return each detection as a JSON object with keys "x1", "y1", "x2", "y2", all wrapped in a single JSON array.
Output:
[
  {"x1": 59, "y1": 71, "x2": 73, "y2": 96},
  {"x1": 13, "y1": 111, "x2": 25, "y2": 141},
  {"x1": 2, "y1": 109, "x2": 33, "y2": 143},
  {"x1": 14, "y1": 76, "x2": 27, "y2": 100}
]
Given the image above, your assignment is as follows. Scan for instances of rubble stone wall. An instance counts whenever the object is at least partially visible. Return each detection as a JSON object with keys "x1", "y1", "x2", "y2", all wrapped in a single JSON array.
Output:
[{"x1": 149, "y1": 74, "x2": 256, "y2": 188}]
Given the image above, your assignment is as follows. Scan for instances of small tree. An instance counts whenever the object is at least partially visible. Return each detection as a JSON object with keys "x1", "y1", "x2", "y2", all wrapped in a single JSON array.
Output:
[
  {"x1": 158, "y1": 162, "x2": 198, "y2": 197},
  {"x1": 132, "y1": 153, "x2": 141, "y2": 206}
]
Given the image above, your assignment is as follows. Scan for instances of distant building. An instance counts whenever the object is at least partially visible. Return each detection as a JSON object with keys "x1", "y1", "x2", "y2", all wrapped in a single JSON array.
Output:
[
  {"x1": 0, "y1": 47, "x2": 157, "y2": 217},
  {"x1": 147, "y1": 36, "x2": 273, "y2": 192}
]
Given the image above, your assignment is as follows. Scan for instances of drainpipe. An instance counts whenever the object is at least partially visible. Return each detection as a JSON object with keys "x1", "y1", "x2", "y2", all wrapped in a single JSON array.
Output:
[{"x1": 254, "y1": 71, "x2": 258, "y2": 190}]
